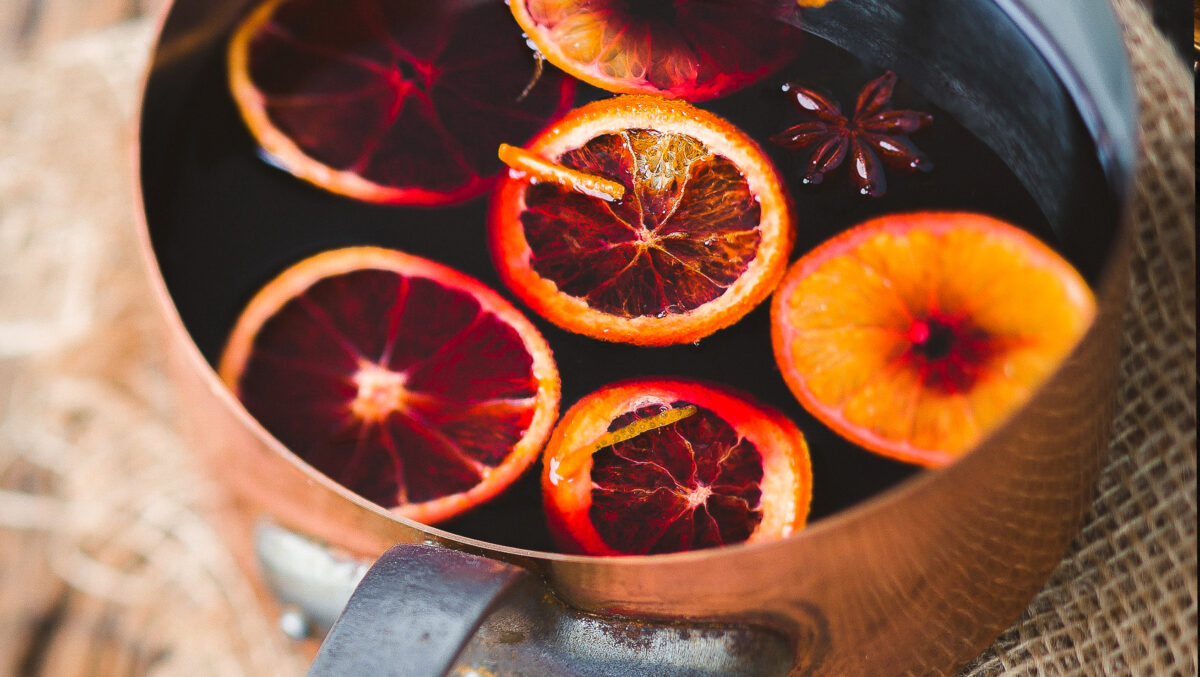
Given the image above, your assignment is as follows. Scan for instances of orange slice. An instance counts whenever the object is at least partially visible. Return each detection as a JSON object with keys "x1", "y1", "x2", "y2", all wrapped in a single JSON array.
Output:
[
  {"x1": 218, "y1": 247, "x2": 560, "y2": 524},
  {"x1": 489, "y1": 95, "x2": 795, "y2": 346},
  {"x1": 542, "y1": 378, "x2": 812, "y2": 555},
  {"x1": 509, "y1": 0, "x2": 805, "y2": 101},
  {"x1": 228, "y1": 0, "x2": 574, "y2": 206},
  {"x1": 771, "y1": 212, "x2": 1096, "y2": 467}
]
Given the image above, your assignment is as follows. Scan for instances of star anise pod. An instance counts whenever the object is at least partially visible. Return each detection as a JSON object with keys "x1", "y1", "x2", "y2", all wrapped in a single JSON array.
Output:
[{"x1": 770, "y1": 70, "x2": 933, "y2": 198}]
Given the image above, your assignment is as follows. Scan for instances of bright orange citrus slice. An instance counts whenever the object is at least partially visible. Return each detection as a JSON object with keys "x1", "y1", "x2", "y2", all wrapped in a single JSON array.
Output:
[
  {"x1": 509, "y1": 0, "x2": 805, "y2": 101},
  {"x1": 228, "y1": 0, "x2": 574, "y2": 206},
  {"x1": 542, "y1": 378, "x2": 812, "y2": 555},
  {"x1": 218, "y1": 247, "x2": 561, "y2": 524},
  {"x1": 489, "y1": 95, "x2": 795, "y2": 346},
  {"x1": 771, "y1": 212, "x2": 1096, "y2": 467}
]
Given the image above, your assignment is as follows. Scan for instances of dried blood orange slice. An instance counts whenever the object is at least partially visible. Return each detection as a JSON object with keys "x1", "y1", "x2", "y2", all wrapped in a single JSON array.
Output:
[
  {"x1": 228, "y1": 0, "x2": 574, "y2": 205},
  {"x1": 489, "y1": 96, "x2": 795, "y2": 346},
  {"x1": 771, "y1": 212, "x2": 1096, "y2": 467},
  {"x1": 541, "y1": 379, "x2": 812, "y2": 555},
  {"x1": 218, "y1": 247, "x2": 560, "y2": 524},
  {"x1": 510, "y1": 0, "x2": 804, "y2": 101}
]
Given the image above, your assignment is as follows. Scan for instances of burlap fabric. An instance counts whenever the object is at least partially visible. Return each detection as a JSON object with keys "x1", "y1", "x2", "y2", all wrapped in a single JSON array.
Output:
[{"x1": 0, "y1": 1, "x2": 1193, "y2": 674}]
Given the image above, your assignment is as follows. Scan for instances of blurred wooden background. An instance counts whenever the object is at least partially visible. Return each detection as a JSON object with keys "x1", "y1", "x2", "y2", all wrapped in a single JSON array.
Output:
[{"x1": 0, "y1": 0, "x2": 164, "y2": 57}]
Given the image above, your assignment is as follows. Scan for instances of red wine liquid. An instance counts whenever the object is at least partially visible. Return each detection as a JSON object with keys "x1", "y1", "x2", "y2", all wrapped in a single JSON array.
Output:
[{"x1": 142, "y1": 19, "x2": 1114, "y2": 552}]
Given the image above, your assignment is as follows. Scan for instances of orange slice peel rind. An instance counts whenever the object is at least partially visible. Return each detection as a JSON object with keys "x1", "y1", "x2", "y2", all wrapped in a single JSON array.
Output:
[
  {"x1": 509, "y1": 0, "x2": 804, "y2": 101},
  {"x1": 542, "y1": 378, "x2": 812, "y2": 556},
  {"x1": 219, "y1": 246, "x2": 561, "y2": 525},
  {"x1": 489, "y1": 95, "x2": 795, "y2": 346},
  {"x1": 498, "y1": 143, "x2": 626, "y2": 202},
  {"x1": 771, "y1": 212, "x2": 1097, "y2": 467},
  {"x1": 228, "y1": 0, "x2": 574, "y2": 206}
]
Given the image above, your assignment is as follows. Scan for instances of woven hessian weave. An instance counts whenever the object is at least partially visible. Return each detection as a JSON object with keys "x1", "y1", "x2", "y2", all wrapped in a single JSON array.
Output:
[
  {"x1": 0, "y1": 0, "x2": 1193, "y2": 674},
  {"x1": 962, "y1": 0, "x2": 1196, "y2": 673}
]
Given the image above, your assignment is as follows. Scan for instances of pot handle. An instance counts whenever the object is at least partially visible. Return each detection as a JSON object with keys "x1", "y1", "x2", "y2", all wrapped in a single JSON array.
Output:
[{"x1": 307, "y1": 543, "x2": 530, "y2": 677}]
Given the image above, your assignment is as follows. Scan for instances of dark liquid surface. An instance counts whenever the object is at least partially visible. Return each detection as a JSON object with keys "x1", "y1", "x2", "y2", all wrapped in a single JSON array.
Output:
[{"x1": 144, "y1": 23, "x2": 1102, "y2": 552}]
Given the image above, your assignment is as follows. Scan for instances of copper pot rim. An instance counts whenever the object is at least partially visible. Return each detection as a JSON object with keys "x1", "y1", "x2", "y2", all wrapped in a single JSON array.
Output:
[{"x1": 127, "y1": 0, "x2": 1138, "y2": 569}]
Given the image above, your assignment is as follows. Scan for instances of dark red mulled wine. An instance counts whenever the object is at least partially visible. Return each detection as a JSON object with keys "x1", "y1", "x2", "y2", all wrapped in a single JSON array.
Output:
[{"x1": 141, "y1": 8, "x2": 1114, "y2": 552}]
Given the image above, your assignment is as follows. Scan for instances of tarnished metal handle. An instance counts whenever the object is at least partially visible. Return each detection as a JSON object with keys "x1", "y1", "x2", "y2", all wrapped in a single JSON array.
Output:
[
  {"x1": 306, "y1": 542, "x2": 796, "y2": 676},
  {"x1": 308, "y1": 544, "x2": 530, "y2": 677}
]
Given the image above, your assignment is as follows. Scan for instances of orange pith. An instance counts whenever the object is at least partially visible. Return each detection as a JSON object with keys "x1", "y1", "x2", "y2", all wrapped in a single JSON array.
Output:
[
  {"x1": 218, "y1": 247, "x2": 560, "y2": 524},
  {"x1": 510, "y1": 0, "x2": 803, "y2": 101},
  {"x1": 489, "y1": 95, "x2": 795, "y2": 346},
  {"x1": 541, "y1": 378, "x2": 812, "y2": 555},
  {"x1": 770, "y1": 212, "x2": 1096, "y2": 467},
  {"x1": 227, "y1": 0, "x2": 574, "y2": 206}
]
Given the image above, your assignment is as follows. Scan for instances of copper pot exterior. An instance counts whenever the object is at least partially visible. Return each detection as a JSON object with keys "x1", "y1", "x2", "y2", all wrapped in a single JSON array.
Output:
[
  {"x1": 145, "y1": 220, "x2": 1130, "y2": 675},
  {"x1": 133, "y1": 0, "x2": 1135, "y2": 674}
]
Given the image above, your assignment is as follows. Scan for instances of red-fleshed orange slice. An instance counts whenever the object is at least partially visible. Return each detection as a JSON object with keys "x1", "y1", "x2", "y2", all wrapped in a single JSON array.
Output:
[
  {"x1": 218, "y1": 247, "x2": 560, "y2": 524},
  {"x1": 541, "y1": 378, "x2": 812, "y2": 555},
  {"x1": 228, "y1": 0, "x2": 574, "y2": 205},
  {"x1": 509, "y1": 0, "x2": 807, "y2": 101},
  {"x1": 489, "y1": 95, "x2": 795, "y2": 346},
  {"x1": 771, "y1": 212, "x2": 1096, "y2": 467}
]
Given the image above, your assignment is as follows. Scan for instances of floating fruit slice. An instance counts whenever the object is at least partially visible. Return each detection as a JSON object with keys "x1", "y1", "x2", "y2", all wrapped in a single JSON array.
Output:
[
  {"x1": 228, "y1": 0, "x2": 574, "y2": 205},
  {"x1": 509, "y1": 0, "x2": 804, "y2": 101},
  {"x1": 771, "y1": 212, "x2": 1096, "y2": 467},
  {"x1": 542, "y1": 378, "x2": 812, "y2": 555},
  {"x1": 489, "y1": 95, "x2": 795, "y2": 346},
  {"x1": 218, "y1": 247, "x2": 560, "y2": 524}
]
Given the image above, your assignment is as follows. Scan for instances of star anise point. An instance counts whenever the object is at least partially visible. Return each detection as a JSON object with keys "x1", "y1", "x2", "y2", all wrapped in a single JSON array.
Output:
[{"x1": 774, "y1": 70, "x2": 933, "y2": 198}]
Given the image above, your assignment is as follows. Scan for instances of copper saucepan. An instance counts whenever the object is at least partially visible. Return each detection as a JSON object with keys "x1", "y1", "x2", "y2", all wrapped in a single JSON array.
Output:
[{"x1": 134, "y1": 0, "x2": 1137, "y2": 674}]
